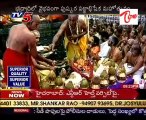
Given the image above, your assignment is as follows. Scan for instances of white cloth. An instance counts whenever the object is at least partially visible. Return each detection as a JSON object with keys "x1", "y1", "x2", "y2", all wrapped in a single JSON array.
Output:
[
  {"x1": 95, "y1": 32, "x2": 101, "y2": 40},
  {"x1": 139, "y1": 80, "x2": 146, "y2": 89},
  {"x1": 124, "y1": 63, "x2": 144, "y2": 84},
  {"x1": 65, "y1": 72, "x2": 82, "y2": 88},
  {"x1": 98, "y1": 41, "x2": 111, "y2": 58}
]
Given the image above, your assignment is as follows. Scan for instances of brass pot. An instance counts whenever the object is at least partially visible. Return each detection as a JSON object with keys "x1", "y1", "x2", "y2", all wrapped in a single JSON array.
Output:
[
  {"x1": 109, "y1": 76, "x2": 117, "y2": 85},
  {"x1": 91, "y1": 84, "x2": 100, "y2": 89},
  {"x1": 118, "y1": 73, "x2": 126, "y2": 81},
  {"x1": 143, "y1": 73, "x2": 146, "y2": 80},
  {"x1": 55, "y1": 86, "x2": 64, "y2": 89},
  {"x1": 100, "y1": 79, "x2": 109, "y2": 88}
]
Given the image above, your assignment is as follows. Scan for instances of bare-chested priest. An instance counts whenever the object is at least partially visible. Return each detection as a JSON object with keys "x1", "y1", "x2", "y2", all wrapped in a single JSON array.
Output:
[{"x1": 2, "y1": 15, "x2": 53, "y2": 89}]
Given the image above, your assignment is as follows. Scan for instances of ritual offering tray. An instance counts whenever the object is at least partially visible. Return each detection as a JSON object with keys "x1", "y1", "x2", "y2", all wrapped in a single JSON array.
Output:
[{"x1": 71, "y1": 59, "x2": 94, "y2": 80}]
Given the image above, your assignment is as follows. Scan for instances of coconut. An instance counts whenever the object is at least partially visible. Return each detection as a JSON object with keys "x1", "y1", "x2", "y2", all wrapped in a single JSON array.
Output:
[
  {"x1": 118, "y1": 73, "x2": 126, "y2": 81},
  {"x1": 91, "y1": 76, "x2": 100, "y2": 85},
  {"x1": 144, "y1": 73, "x2": 146, "y2": 79},
  {"x1": 48, "y1": 70, "x2": 56, "y2": 80},
  {"x1": 60, "y1": 68, "x2": 67, "y2": 78},
  {"x1": 109, "y1": 76, "x2": 116, "y2": 81},
  {"x1": 120, "y1": 66, "x2": 126, "y2": 73},
  {"x1": 104, "y1": 61, "x2": 111, "y2": 66},
  {"x1": 108, "y1": 67, "x2": 116, "y2": 75},
  {"x1": 80, "y1": 78, "x2": 89, "y2": 88},
  {"x1": 100, "y1": 70, "x2": 108, "y2": 80},
  {"x1": 119, "y1": 73, "x2": 126, "y2": 78},
  {"x1": 55, "y1": 86, "x2": 64, "y2": 89},
  {"x1": 55, "y1": 76, "x2": 64, "y2": 86},
  {"x1": 65, "y1": 81, "x2": 74, "y2": 89},
  {"x1": 100, "y1": 79, "x2": 109, "y2": 88},
  {"x1": 109, "y1": 76, "x2": 116, "y2": 84},
  {"x1": 111, "y1": 61, "x2": 115, "y2": 67},
  {"x1": 40, "y1": 81, "x2": 50, "y2": 89},
  {"x1": 91, "y1": 84, "x2": 100, "y2": 89}
]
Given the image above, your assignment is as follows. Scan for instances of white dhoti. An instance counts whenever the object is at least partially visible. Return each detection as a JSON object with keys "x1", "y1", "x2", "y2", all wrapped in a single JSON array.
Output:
[
  {"x1": 124, "y1": 63, "x2": 144, "y2": 85},
  {"x1": 98, "y1": 41, "x2": 111, "y2": 58}
]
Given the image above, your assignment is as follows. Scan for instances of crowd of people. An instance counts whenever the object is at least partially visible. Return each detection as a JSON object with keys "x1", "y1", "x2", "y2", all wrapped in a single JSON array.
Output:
[
  {"x1": 88, "y1": 21, "x2": 146, "y2": 86},
  {"x1": 0, "y1": 14, "x2": 146, "y2": 89}
]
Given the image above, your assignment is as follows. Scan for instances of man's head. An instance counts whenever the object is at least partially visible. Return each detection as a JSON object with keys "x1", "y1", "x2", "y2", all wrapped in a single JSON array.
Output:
[
  {"x1": 108, "y1": 35, "x2": 119, "y2": 47},
  {"x1": 141, "y1": 35, "x2": 146, "y2": 45},
  {"x1": 131, "y1": 42, "x2": 141, "y2": 56},
  {"x1": 114, "y1": 28, "x2": 122, "y2": 38},
  {"x1": 122, "y1": 28, "x2": 128, "y2": 37},
  {"x1": 137, "y1": 24, "x2": 143, "y2": 33},
  {"x1": 89, "y1": 27, "x2": 95, "y2": 36},
  {"x1": 32, "y1": 30, "x2": 40, "y2": 42},
  {"x1": 68, "y1": 15, "x2": 78, "y2": 27},
  {"x1": 113, "y1": 23, "x2": 119, "y2": 29},
  {"x1": 25, "y1": 15, "x2": 40, "y2": 30},
  {"x1": 127, "y1": 39, "x2": 134, "y2": 49},
  {"x1": 130, "y1": 30, "x2": 138, "y2": 39},
  {"x1": 107, "y1": 28, "x2": 114, "y2": 36}
]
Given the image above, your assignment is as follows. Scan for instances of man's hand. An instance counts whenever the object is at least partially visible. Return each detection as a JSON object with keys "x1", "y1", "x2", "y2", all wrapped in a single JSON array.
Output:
[
  {"x1": 68, "y1": 34, "x2": 79, "y2": 40},
  {"x1": 49, "y1": 66, "x2": 56, "y2": 71},
  {"x1": 70, "y1": 34, "x2": 78, "y2": 40},
  {"x1": 47, "y1": 59, "x2": 56, "y2": 66},
  {"x1": 0, "y1": 82, "x2": 7, "y2": 89},
  {"x1": 52, "y1": 60, "x2": 57, "y2": 66},
  {"x1": 50, "y1": 43, "x2": 55, "y2": 51}
]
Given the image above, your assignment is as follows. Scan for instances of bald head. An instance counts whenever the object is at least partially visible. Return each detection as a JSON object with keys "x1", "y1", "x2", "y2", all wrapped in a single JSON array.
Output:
[
  {"x1": 68, "y1": 15, "x2": 78, "y2": 27},
  {"x1": 131, "y1": 42, "x2": 141, "y2": 55},
  {"x1": 68, "y1": 15, "x2": 78, "y2": 19},
  {"x1": 32, "y1": 15, "x2": 40, "y2": 23},
  {"x1": 32, "y1": 30, "x2": 40, "y2": 42},
  {"x1": 128, "y1": 39, "x2": 134, "y2": 45},
  {"x1": 25, "y1": 14, "x2": 40, "y2": 30},
  {"x1": 141, "y1": 35, "x2": 146, "y2": 44}
]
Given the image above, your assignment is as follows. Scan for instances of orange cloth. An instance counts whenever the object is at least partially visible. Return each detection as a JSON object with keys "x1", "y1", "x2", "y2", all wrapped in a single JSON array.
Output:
[{"x1": 2, "y1": 48, "x2": 39, "y2": 89}]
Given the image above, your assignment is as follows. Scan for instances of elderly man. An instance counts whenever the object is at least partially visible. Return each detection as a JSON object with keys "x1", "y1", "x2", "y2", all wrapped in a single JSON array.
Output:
[
  {"x1": 107, "y1": 35, "x2": 123, "y2": 64},
  {"x1": 123, "y1": 41, "x2": 144, "y2": 84},
  {"x1": 2, "y1": 15, "x2": 53, "y2": 89},
  {"x1": 31, "y1": 30, "x2": 55, "y2": 82},
  {"x1": 141, "y1": 35, "x2": 146, "y2": 72},
  {"x1": 141, "y1": 35, "x2": 146, "y2": 56},
  {"x1": 51, "y1": 15, "x2": 88, "y2": 64}
]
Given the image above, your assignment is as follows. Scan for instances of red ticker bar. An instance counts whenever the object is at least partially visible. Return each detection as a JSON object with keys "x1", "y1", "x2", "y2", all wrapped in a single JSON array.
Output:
[
  {"x1": 0, "y1": 89, "x2": 30, "y2": 99},
  {"x1": 0, "y1": 89, "x2": 138, "y2": 100}
]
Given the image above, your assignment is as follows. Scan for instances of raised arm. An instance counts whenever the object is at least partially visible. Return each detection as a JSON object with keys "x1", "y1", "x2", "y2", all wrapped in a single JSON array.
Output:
[
  {"x1": 28, "y1": 33, "x2": 54, "y2": 65},
  {"x1": 68, "y1": 19, "x2": 87, "y2": 40},
  {"x1": 119, "y1": 51, "x2": 129, "y2": 66},
  {"x1": 51, "y1": 20, "x2": 67, "y2": 50}
]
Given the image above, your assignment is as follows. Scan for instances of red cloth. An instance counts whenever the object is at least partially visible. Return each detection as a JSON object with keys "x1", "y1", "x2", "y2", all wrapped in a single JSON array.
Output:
[{"x1": 2, "y1": 48, "x2": 39, "y2": 89}]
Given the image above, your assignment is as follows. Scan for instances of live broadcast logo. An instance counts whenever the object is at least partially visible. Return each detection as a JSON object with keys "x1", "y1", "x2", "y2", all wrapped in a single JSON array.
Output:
[
  {"x1": 0, "y1": 90, "x2": 30, "y2": 99},
  {"x1": 11, "y1": 12, "x2": 23, "y2": 18},
  {"x1": 11, "y1": 12, "x2": 33, "y2": 22},
  {"x1": 9, "y1": 93, "x2": 24, "y2": 98}
]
